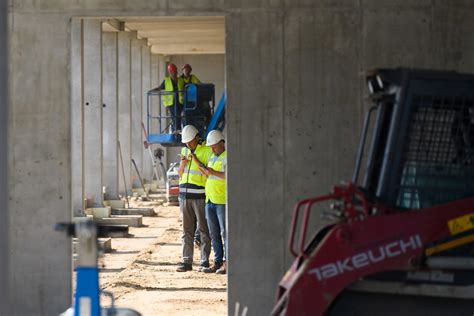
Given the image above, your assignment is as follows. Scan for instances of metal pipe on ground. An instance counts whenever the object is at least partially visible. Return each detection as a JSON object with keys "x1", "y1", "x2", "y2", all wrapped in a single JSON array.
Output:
[{"x1": 131, "y1": 158, "x2": 150, "y2": 201}]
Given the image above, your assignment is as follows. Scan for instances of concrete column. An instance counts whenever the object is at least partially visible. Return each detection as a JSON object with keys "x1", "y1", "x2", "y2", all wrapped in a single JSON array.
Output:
[
  {"x1": 71, "y1": 18, "x2": 84, "y2": 214},
  {"x1": 102, "y1": 32, "x2": 119, "y2": 199},
  {"x1": 150, "y1": 54, "x2": 167, "y2": 181},
  {"x1": 117, "y1": 31, "x2": 132, "y2": 196},
  {"x1": 8, "y1": 11, "x2": 71, "y2": 315},
  {"x1": 0, "y1": 0, "x2": 8, "y2": 312},
  {"x1": 226, "y1": 11, "x2": 285, "y2": 315},
  {"x1": 130, "y1": 38, "x2": 144, "y2": 187},
  {"x1": 141, "y1": 45, "x2": 152, "y2": 182},
  {"x1": 83, "y1": 20, "x2": 103, "y2": 206}
]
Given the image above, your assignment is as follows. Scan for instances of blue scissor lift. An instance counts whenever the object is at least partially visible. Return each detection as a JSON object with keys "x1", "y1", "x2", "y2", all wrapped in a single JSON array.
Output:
[{"x1": 146, "y1": 83, "x2": 226, "y2": 146}]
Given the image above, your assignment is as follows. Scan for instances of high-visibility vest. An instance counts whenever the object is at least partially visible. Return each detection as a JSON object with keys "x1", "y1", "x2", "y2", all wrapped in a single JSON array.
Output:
[
  {"x1": 205, "y1": 151, "x2": 226, "y2": 204},
  {"x1": 162, "y1": 77, "x2": 184, "y2": 107},
  {"x1": 179, "y1": 143, "x2": 212, "y2": 190},
  {"x1": 182, "y1": 74, "x2": 201, "y2": 84}
]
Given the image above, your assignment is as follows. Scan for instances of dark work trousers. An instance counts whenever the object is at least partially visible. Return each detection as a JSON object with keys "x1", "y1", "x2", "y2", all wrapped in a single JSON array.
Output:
[{"x1": 180, "y1": 198, "x2": 211, "y2": 264}]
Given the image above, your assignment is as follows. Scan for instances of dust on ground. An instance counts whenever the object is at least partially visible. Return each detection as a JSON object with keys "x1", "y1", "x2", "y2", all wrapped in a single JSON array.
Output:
[{"x1": 99, "y1": 200, "x2": 227, "y2": 316}]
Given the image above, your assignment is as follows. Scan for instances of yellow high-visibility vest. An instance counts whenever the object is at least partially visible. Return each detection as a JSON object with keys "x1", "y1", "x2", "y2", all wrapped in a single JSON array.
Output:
[
  {"x1": 179, "y1": 143, "x2": 212, "y2": 188},
  {"x1": 182, "y1": 74, "x2": 201, "y2": 84},
  {"x1": 205, "y1": 151, "x2": 226, "y2": 204},
  {"x1": 162, "y1": 77, "x2": 184, "y2": 107}
]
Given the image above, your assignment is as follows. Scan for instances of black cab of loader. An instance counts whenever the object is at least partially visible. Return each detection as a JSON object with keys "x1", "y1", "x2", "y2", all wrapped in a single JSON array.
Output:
[{"x1": 355, "y1": 68, "x2": 474, "y2": 211}]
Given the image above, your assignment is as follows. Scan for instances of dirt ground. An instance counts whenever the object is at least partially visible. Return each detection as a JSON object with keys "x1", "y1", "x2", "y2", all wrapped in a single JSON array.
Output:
[{"x1": 98, "y1": 200, "x2": 227, "y2": 316}]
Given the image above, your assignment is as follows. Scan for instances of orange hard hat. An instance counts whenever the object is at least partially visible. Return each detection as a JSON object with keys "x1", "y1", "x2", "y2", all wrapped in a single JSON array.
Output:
[{"x1": 167, "y1": 63, "x2": 177, "y2": 74}]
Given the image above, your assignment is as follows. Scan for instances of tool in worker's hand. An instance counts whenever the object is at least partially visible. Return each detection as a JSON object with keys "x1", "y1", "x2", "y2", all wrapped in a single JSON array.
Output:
[
  {"x1": 131, "y1": 158, "x2": 150, "y2": 201},
  {"x1": 117, "y1": 140, "x2": 130, "y2": 208}
]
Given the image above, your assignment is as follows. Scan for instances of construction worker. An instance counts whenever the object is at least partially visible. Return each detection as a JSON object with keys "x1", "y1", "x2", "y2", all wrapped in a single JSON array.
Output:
[
  {"x1": 198, "y1": 130, "x2": 227, "y2": 274},
  {"x1": 180, "y1": 63, "x2": 201, "y2": 84},
  {"x1": 176, "y1": 125, "x2": 213, "y2": 272},
  {"x1": 155, "y1": 63, "x2": 184, "y2": 132}
]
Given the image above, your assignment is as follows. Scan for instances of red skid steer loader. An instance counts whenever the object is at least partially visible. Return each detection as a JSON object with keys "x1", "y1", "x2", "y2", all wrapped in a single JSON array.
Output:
[{"x1": 272, "y1": 68, "x2": 474, "y2": 316}]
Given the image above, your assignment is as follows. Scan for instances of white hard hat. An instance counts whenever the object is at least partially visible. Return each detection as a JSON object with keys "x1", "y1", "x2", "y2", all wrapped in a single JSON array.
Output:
[
  {"x1": 206, "y1": 130, "x2": 225, "y2": 146},
  {"x1": 181, "y1": 125, "x2": 199, "y2": 143}
]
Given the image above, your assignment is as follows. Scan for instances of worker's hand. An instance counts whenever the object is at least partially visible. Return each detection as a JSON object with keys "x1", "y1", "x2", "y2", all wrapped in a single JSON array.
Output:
[
  {"x1": 198, "y1": 165, "x2": 209, "y2": 175},
  {"x1": 180, "y1": 156, "x2": 189, "y2": 166}
]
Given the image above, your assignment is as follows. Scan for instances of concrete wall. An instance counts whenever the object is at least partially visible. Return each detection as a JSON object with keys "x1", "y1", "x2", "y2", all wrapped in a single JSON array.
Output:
[
  {"x1": 7, "y1": 1, "x2": 474, "y2": 315},
  {"x1": 0, "y1": 0, "x2": 8, "y2": 312}
]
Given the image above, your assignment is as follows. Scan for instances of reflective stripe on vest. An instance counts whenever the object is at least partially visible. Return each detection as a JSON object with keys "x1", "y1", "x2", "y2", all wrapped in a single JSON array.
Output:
[
  {"x1": 179, "y1": 144, "x2": 212, "y2": 188},
  {"x1": 162, "y1": 77, "x2": 184, "y2": 107},
  {"x1": 205, "y1": 151, "x2": 226, "y2": 204},
  {"x1": 181, "y1": 187, "x2": 205, "y2": 194}
]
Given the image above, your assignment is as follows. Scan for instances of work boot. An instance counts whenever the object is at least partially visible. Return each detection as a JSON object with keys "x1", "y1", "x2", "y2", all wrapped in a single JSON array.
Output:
[
  {"x1": 202, "y1": 262, "x2": 222, "y2": 273},
  {"x1": 176, "y1": 262, "x2": 192, "y2": 272},
  {"x1": 216, "y1": 262, "x2": 226, "y2": 274},
  {"x1": 198, "y1": 261, "x2": 210, "y2": 272}
]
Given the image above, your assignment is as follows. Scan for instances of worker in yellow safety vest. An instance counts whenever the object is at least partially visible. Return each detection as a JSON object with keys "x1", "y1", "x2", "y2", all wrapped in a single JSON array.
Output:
[
  {"x1": 180, "y1": 63, "x2": 201, "y2": 84},
  {"x1": 176, "y1": 125, "x2": 213, "y2": 272},
  {"x1": 197, "y1": 130, "x2": 227, "y2": 275},
  {"x1": 155, "y1": 63, "x2": 184, "y2": 132}
]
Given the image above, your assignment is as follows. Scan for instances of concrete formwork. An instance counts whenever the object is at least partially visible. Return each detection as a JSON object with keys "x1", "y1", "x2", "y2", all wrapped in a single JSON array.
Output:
[{"x1": 7, "y1": 1, "x2": 474, "y2": 315}]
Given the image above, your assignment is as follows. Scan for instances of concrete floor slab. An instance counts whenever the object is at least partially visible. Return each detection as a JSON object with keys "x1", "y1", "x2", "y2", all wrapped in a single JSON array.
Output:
[
  {"x1": 94, "y1": 215, "x2": 143, "y2": 227},
  {"x1": 111, "y1": 207, "x2": 156, "y2": 217}
]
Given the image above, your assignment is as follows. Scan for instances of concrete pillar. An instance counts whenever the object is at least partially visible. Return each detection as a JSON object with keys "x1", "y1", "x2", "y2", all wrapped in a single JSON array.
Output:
[
  {"x1": 141, "y1": 45, "x2": 152, "y2": 182},
  {"x1": 226, "y1": 11, "x2": 285, "y2": 315},
  {"x1": 8, "y1": 11, "x2": 71, "y2": 315},
  {"x1": 0, "y1": 0, "x2": 8, "y2": 312},
  {"x1": 150, "y1": 54, "x2": 167, "y2": 181},
  {"x1": 71, "y1": 18, "x2": 84, "y2": 214},
  {"x1": 83, "y1": 20, "x2": 103, "y2": 206},
  {"x1": 117, "y1": 31, "x2": 132, "y2": 196},
  {"x1": 130, "y1": 38, "x2": 144, "y2": 187},
  {"x1": 102, "y1": 32, "x2": 119, "y2": 199}
]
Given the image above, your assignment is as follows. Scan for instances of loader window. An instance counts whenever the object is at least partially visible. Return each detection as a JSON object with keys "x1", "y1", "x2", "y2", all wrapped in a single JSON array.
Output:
[{"x1": 396, "y1": 95, "x2": 474, "y2": 209}]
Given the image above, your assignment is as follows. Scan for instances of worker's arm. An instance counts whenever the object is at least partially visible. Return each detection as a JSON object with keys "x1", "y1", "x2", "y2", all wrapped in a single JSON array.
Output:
[
  {"x1": 198, "y1": 164, "x2": 225, "y2": 179},
  {"x1": 154, "y1": 80, "x2": 165, "y2": 91},
  {"x1": 207, "y1": 168, "x2": 225, "y2": 179}
]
